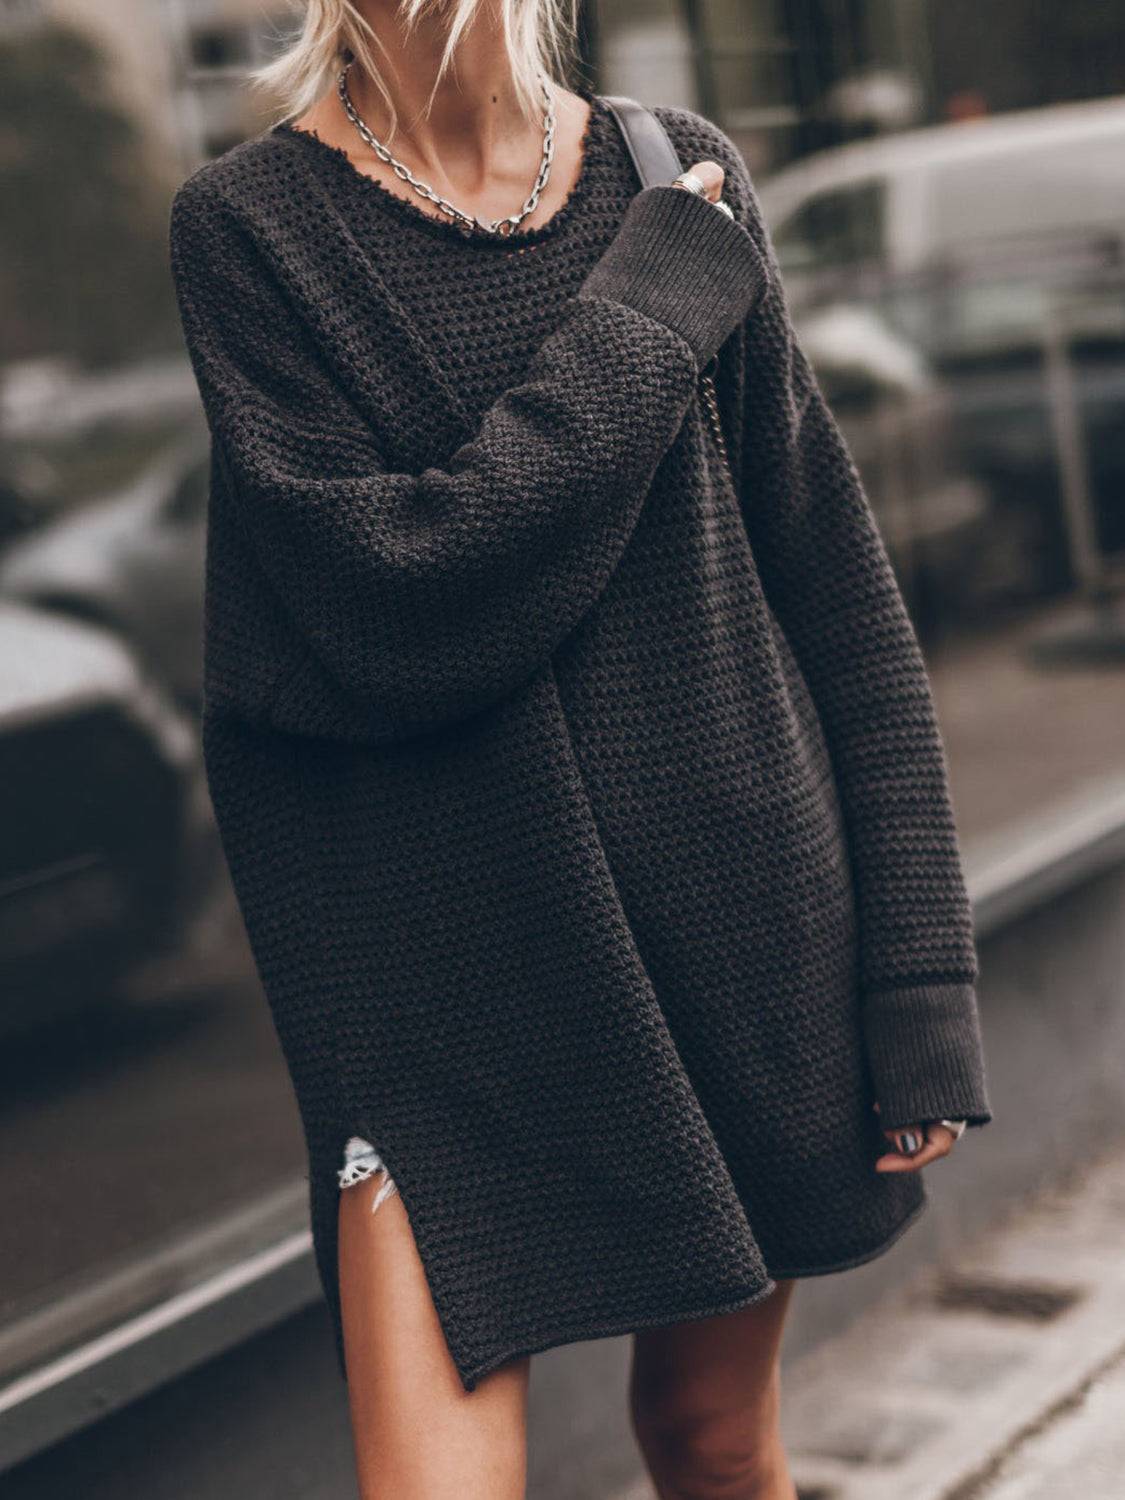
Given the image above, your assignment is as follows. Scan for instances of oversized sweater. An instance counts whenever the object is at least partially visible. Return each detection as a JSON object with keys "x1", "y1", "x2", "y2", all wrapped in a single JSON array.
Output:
[{"x1": 168, "y1": 85, "x2": 992, "y2": 1391}]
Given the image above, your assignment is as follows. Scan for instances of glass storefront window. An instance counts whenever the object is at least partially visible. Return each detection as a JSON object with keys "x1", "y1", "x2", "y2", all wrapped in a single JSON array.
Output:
[{"x1": 0, "y1": 0, "x2": 305, "y2": 1393}]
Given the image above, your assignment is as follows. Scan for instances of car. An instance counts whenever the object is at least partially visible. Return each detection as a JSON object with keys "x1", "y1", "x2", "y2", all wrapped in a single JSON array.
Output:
[
  {"x1": 0, "y1": 431, "x2": 210, "y2": 710},
  {"x1": 797, "y1": 301, "x2": 990, "y2": 633},
  {"x1": 0, "y1": 601, "x2": 219, "y2": 1033},
  {"x1": 760, "y1": 97, "x2": 1125, "y2": 600}
]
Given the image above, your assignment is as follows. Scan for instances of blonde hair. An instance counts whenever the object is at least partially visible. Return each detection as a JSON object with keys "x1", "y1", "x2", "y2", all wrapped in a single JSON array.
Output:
[{"x1": 254, "y1": 0, "x2": 579, "y2": 134}]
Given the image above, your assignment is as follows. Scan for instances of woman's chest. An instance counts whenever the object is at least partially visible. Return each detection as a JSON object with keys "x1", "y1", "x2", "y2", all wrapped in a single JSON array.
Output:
[
  {"x1": 258, "y1": 120, "x2": 644, "y2": 464},
  {"x1": 271, "y1": 204, "x2": 621, "y2": 470},
  {"x1": 355, "y1": 226, "x2": 611, "y2": 423}
]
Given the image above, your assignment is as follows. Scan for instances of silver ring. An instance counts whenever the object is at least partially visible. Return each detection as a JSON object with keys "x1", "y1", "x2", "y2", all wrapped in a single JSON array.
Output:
[
  {"x1": 938, "y1": 1117, "x2": 968, "y2": 1141},
  {"x1": 713, "y1": 198, "x2": 734, "y2": 220},
  {"x1": 672, "y1": 170, "x2": 707, "y2": 197}
]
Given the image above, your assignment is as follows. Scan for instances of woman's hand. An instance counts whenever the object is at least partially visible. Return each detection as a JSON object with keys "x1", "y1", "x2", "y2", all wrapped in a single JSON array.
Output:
[
  {"x1": 872, "y1": 1101, "x2": 962, "y2": 1172},
  {"x1": 671, "y1": 160, "x2": 726, "y2": 204}
]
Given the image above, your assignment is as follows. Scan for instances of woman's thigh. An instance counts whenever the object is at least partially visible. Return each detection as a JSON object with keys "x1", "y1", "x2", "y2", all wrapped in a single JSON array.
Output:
[
  {"x1": 338, "y1": 1173, "x2": 530, "y2": 1500},
  {"x1": 628, "y1": 1281, "x2": 798, "y2": 1494}
]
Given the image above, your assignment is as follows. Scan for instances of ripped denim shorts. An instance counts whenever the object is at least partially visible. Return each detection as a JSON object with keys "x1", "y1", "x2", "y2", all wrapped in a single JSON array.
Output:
[{"x1": 337, "y1": 1135, "x2": 399, "y2": 1214}]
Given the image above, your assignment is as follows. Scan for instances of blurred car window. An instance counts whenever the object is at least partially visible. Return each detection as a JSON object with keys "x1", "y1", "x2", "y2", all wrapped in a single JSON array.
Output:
[
  {"x1": 772, "y1": 179, "x2": 886, "y2": 275},
  {"x1": 164, "y1": 456, "x2": 210, "y2": 523}
]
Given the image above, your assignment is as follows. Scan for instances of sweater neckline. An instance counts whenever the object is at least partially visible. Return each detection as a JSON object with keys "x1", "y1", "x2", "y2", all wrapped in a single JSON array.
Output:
[{"x1": 273, "y1": 83, "x2": 609, "y2": 251}]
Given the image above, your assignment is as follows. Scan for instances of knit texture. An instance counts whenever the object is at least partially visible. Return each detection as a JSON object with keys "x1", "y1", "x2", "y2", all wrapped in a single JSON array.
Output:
[{"x1": 169, "y1": 86, "x2": 992, "y2": 1391}]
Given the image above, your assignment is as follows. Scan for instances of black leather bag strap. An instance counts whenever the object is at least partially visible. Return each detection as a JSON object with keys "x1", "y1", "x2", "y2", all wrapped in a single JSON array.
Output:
[
  {"x1": 599, "y1": 91, "x2": 741, "y2": 478},
  {"x1": 599, "y1": 93, "x2": 684, "y2": 189}
]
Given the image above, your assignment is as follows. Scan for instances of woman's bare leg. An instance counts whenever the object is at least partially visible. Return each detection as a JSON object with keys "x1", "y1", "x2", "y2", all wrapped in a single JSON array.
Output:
[
  {"x1": 338, "y1": 1173, "x2": 530, "y2": 1500},
  {"x1": 629, "y1": 1280, "x2": 798, "y2": 1500}
]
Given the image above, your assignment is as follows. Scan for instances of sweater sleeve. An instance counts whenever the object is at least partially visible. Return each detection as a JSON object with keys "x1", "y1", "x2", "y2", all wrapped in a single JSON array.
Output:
[
  {"x1": 732, "y1": 184, "x2": 992, "y2": 1134},
  {"x1": 169, "y1": 175, "x2": 767, "y2": 747}
]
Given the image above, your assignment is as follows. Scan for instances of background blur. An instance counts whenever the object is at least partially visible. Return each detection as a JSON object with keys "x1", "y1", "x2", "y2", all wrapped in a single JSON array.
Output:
[{"x1": 1, "y1": 2, "x2": 1123, "y2": 1496}]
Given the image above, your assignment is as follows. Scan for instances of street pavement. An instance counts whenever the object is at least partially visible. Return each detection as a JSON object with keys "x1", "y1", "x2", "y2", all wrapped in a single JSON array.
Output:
[
  {"x1": 968, "y1": 1349, "x2": 1125, "y2": 1500},
  {"x1": 616, "y1": 1141, "x2": 1125, "y2": 1500}
]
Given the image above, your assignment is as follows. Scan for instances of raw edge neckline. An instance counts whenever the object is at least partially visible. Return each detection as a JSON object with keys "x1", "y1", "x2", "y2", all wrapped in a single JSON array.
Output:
[{"x1": 272, "y1": 82, "x2": 608, "y2": 251}]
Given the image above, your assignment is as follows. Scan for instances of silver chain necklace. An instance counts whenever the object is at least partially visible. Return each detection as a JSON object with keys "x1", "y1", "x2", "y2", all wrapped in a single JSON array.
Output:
[{"x1": 337, "y1": 65, "x2": 556, "y2": 238}]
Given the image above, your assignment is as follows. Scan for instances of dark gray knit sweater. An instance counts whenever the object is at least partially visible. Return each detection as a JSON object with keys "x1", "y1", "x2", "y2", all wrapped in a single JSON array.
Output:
[{"x1": 169, "y1": 87, "x2": 992, "y2": 1391}]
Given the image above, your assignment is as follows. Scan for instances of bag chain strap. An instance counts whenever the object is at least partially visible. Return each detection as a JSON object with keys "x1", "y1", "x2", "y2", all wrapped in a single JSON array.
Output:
[{"x1": 699, "y1": 356, "x2": 731, "y2": 476}]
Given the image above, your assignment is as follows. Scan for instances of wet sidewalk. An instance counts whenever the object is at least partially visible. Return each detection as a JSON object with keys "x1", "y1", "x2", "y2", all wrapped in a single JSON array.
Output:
[{"x1": 617, "y1": 1142, "x2": 1125, "y2": 1500}]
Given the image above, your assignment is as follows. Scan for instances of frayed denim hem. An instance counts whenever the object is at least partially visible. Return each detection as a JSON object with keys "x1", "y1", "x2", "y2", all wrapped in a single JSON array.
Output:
[{"x1": 337, "y1": 1134, "x2": 399, "y2": 1214}]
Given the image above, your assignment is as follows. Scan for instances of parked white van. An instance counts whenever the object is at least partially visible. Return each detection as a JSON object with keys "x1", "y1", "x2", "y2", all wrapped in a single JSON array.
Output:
[
  {"x1": 759, "y1": 98, "x2": 1125, "y2": 603},
  {"x1": 760, "y1": 95, "x2": 1125, "y2": 318}
]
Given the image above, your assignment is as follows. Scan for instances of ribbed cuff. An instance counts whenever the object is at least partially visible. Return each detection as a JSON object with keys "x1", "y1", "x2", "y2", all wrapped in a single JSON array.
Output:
[
  {"x1": 577, "y1": 184, "x2": 769, "y2": 368},
  {"x1": 862, "y1": 982, "x2": 994, "y2": 1132}
]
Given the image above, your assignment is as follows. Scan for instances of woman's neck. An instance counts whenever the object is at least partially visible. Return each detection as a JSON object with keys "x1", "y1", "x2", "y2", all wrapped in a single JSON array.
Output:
[
  {"x1": 290, "y1": 2, "x2": 591, "y2": 232},
  {"x1": 301, "y1": 0, "x2": 541, "y2": 192}
]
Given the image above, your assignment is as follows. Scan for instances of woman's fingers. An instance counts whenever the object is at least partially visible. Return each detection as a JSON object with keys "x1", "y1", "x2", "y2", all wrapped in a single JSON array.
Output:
[
  {"x1": 874, "y1": 1120, "x2": 957, "y2": 1173},
  {"x1": 674, "y1": 159, "x2": 726, "y2": 203}
]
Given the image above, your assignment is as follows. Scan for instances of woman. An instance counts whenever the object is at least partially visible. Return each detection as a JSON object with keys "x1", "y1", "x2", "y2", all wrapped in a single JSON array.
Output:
[{"x1": 169, "y1": 0, "x2": 993, "y2": 1492}]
